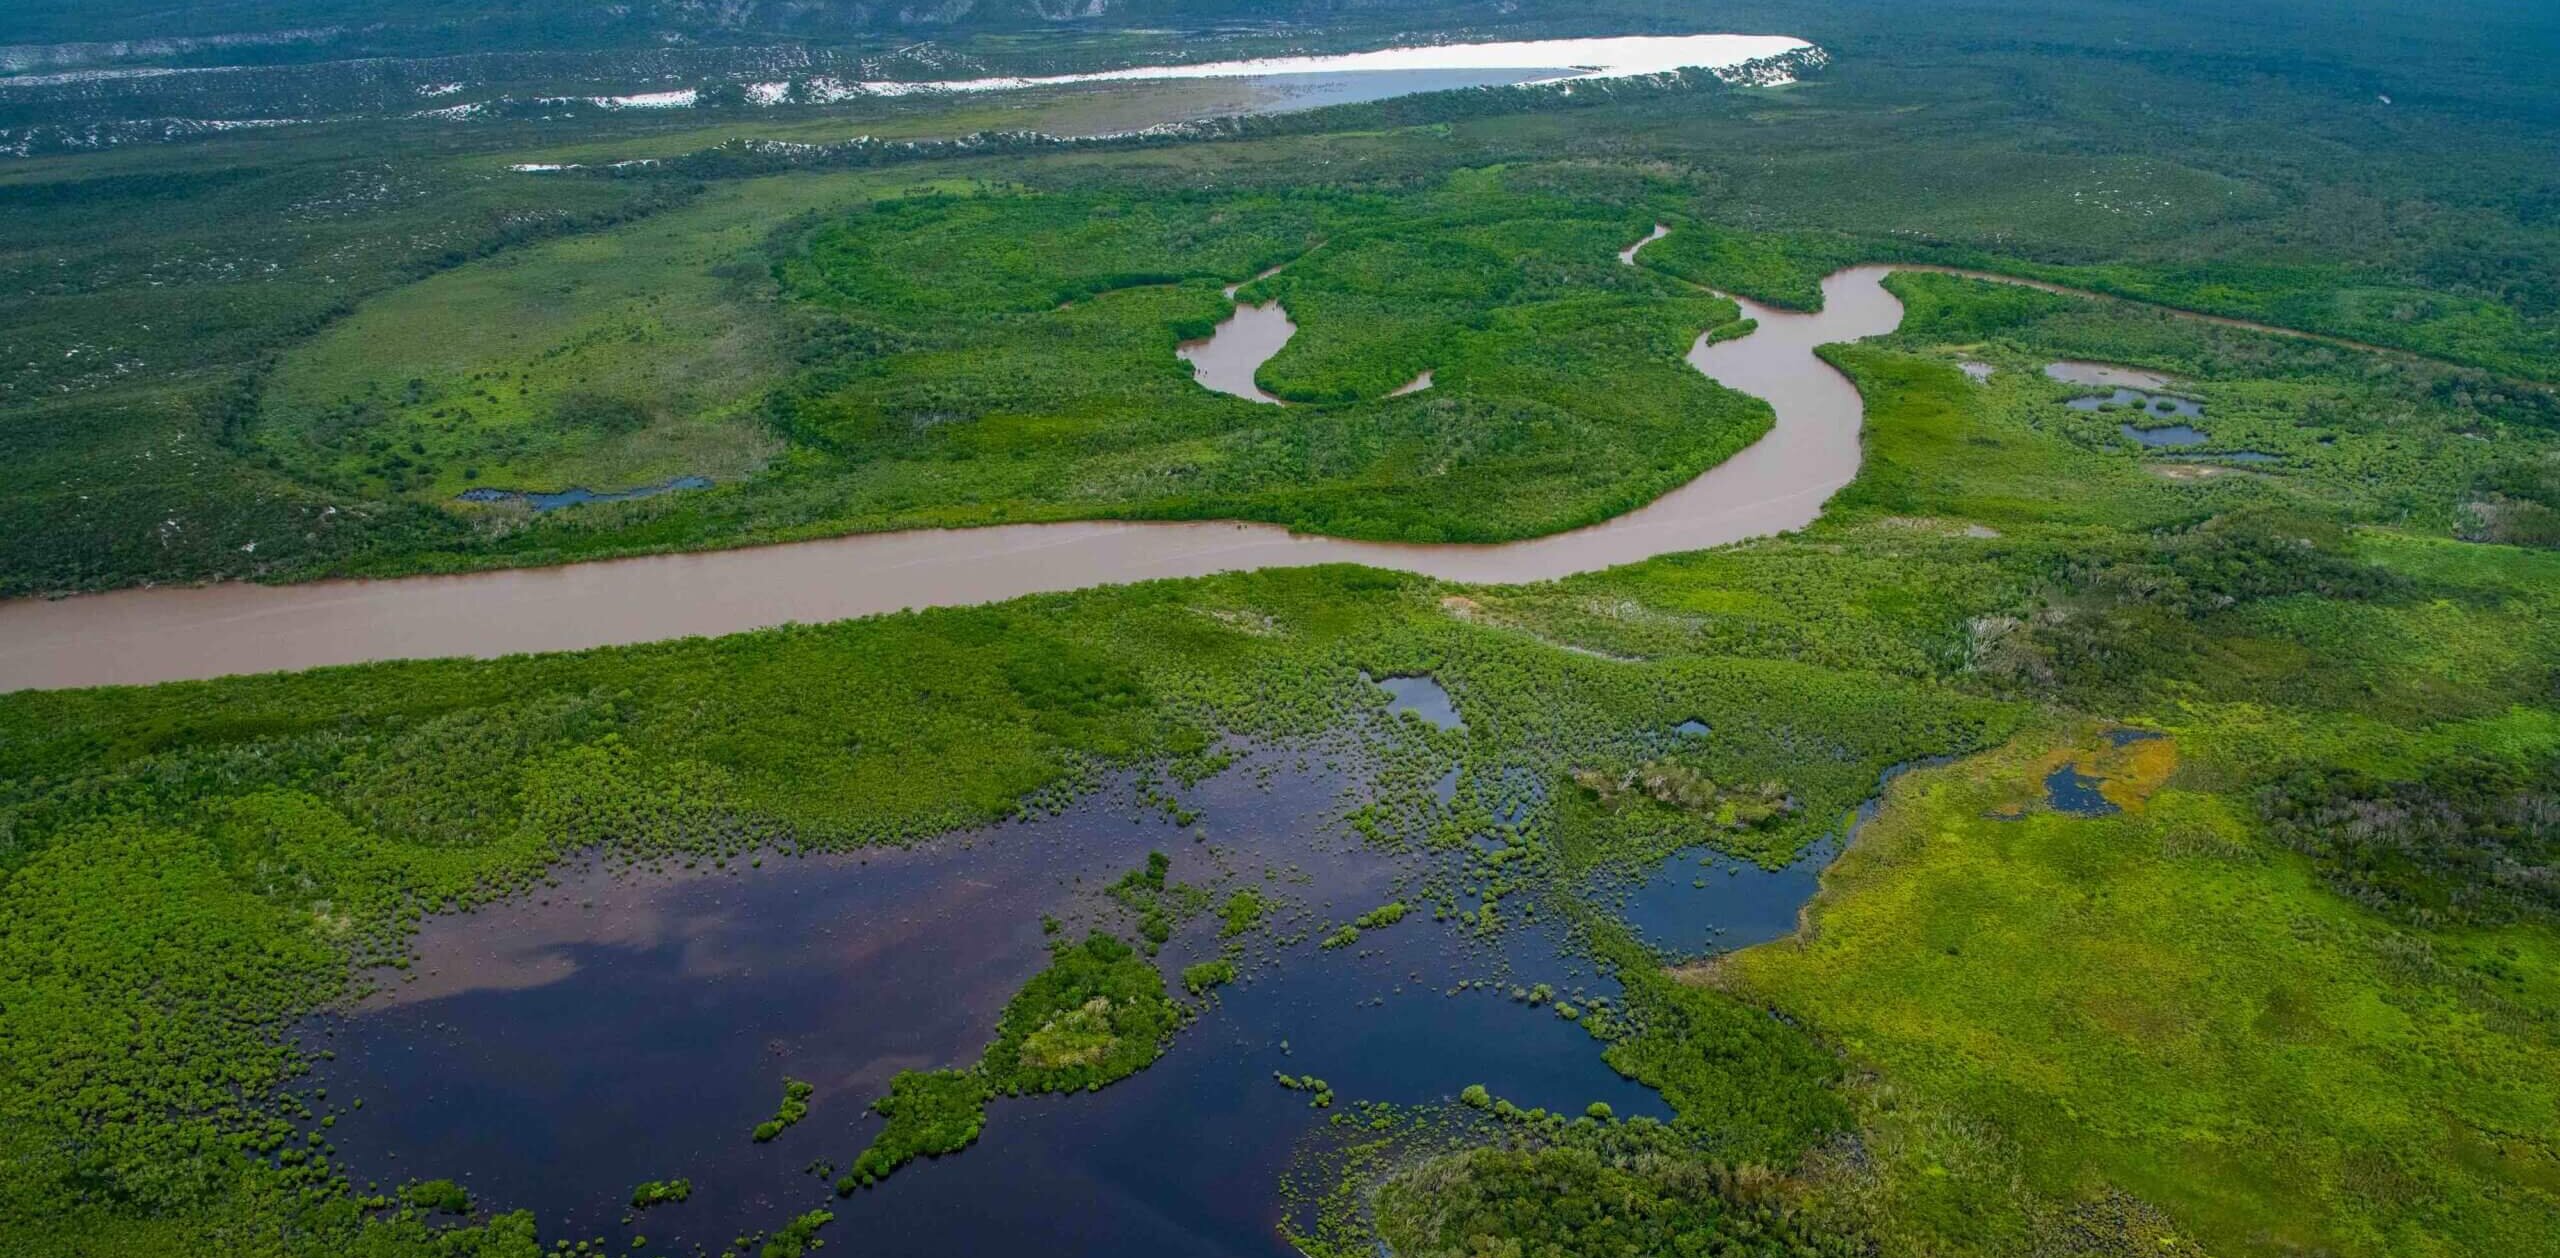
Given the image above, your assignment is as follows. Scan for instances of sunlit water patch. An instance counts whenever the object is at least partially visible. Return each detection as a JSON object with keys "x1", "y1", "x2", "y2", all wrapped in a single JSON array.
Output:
[
  {"x1": 306, "y1": 752, "x2": 1649, "y2": 1254},
  {"x1": 742, "y1": 34, "x2": 1814, "y2": 103}
]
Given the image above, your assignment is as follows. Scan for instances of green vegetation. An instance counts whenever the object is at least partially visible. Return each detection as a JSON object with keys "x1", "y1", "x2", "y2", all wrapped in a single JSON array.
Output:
[
  {"x1": 1352, "y1": 902, "x2": 1409, "y2": 930},
  {"x1": 839, "y1": 931, "x2": 1183, "y2": 1189},
  {"x1": 400, "y1": 1178, "x2": 473, "y2": 1216},
  {"x1": 8, "y1": 0, "x2": 2560, "y2": 595},
  {"x1": 1380, "y1": 1141, "x2": 1857, "y2": 1258},
  {"x1": 1721, "y1": 728, "x2": 2560, "y2": 1256},
  {"x1": 7, "y1": 257, "x2": 2555, "y2": 1254},
  {"x1": 1218, "y1": 889, "x2": 1272, "y2": 938},
  {"x1": 985, "y1": 933, "x2": 1182, "y2": 1091},
  {"x1": 1108, "y1": 850, "x2": 1209, "y2": 951},
  {"x1": 1181, "y1": 959, "x2": 1237, "y2": 996},
  {"x1": 627, "y1": 1179, "x2": 691, "y2": 1210},
  {"x1": 5, "y1": 2, "x2": 2560, "y2": 1253},
  {"x1": 758, "y1": 1209, "x2": 832, "y2": 1258},
  {"x1": 751, "y1": 1079, "x2": 814, "y2": 1143},
  {"x1": 839, "y1": 1070, "x2": 989, "y2": 1191}
]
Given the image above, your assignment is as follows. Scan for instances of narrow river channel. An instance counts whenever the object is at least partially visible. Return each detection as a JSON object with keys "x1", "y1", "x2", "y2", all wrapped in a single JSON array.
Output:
[{"x1": 0, "y1": 252, "x2": 1903, "y2": 691}]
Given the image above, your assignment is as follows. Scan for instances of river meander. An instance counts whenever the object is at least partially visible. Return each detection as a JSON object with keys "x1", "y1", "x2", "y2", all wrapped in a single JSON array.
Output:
[{"x1": 0, "y1": 238, "x2": 1907, "y2": 691}]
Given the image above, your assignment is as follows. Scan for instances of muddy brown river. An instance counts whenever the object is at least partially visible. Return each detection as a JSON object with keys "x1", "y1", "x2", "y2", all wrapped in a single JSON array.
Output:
[{"x1": 0, "y1": 248, "x2": 1908, "y2": 691}]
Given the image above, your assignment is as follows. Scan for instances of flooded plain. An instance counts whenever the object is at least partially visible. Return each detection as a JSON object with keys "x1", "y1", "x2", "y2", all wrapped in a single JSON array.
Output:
[{"x1": 305, "y1": 750, "x2": 1690, "y2": 1254}]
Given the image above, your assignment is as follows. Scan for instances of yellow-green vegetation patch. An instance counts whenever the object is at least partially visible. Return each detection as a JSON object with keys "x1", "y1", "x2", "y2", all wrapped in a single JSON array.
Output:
[
  {"x1": 1719, "y1": 728, "x2": 2560, "y2": 1256},
  {"x1": 255, "y1": 172, "x2": 962, "y2": 504}
]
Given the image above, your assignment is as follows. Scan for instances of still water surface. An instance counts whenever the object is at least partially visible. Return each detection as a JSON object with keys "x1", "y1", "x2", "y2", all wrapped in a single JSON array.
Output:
[{"x1": 309, "y1": 752, "x2": 1697, "y2": 1253}]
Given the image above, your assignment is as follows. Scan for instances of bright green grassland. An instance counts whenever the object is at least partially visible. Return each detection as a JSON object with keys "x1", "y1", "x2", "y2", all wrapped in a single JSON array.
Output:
[{"x1": 260, "y1": 170, "x2": 1762, "y2": 551}]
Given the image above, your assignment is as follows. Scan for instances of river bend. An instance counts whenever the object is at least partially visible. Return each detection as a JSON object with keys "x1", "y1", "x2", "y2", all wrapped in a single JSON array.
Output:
[{"x1": 0, "y1": 255, "x2": 1901, "y2": 690}]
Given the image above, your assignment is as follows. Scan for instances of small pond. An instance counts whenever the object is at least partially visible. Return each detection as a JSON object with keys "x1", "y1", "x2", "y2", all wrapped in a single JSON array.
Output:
[
  {"x1": 2045, "y1": 360, "x2": 2175, "y2": 390},
  {"x1": 2043, "y1": 763, "x2": 2119, "y2": 817},
  {"x1": 2069, "y1": 388, "x2": 2203, "y2": 420},
  {"x1": 1177, "y1": 278, "x2": 1296, "y2": 405},
  {"x1": 458, "y1": 475, "x2": 711, "y2": 512},
  {"x1": 1600, "y1": 759, "x2": 1935, "y2": 958},
  {"x1": 1371, "y1": 673, "x2": 1464, "y2": 730},
  {"x1": 2119, "y1": 423, "x2": 2210, "y2": 448}
]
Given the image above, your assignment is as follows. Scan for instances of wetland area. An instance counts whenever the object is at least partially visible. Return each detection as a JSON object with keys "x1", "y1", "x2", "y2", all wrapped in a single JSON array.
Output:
[
  {"x1": 300, "y1": 730, "x2": 1871, "y2": 1255},
  {"x1": 9, "y1": 8, "x2": 2560, "y2": 1255}
]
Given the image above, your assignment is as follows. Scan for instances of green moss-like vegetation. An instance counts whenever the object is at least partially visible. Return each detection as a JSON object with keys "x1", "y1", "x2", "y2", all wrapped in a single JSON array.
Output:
[
  {"x1": 758, "y1": 1208, "x2": 833, "y2": 1258},
  {"x1": 1379, "y1": 1141, "x2": 1859, "y2": 1258},
  {"x1": 751, "y1": 1078, "x2": 814, "y2": 1143},
  {"x1": 9, "y1": 257, "x2": 2556, "y2": 1253},
  {"x1": 627, "y1": 1179, "x2": 691, "y2": 1210},
  {"x1": 1352, "y1": 902, "x2": 1409, "y2": 930},
  {"x1": 839, "y1": 1070, "x2": 989, "y2": 1191},
  {"x1": 839, "y1": 931, "x2": 1183, "y2": 1189},
  {"x1": 1181, "y1": 959, "x2": 1237, "y2": 996},
  {"x1": 984, "y1": 933, "x2": 1182, "y2": 1092},
  {"x1": 399, "y1": 1178, "x2": 472, "y2": 1216},
  {"x1": 1218, "y1": 889, "x2": 1272, "y2": 938}
]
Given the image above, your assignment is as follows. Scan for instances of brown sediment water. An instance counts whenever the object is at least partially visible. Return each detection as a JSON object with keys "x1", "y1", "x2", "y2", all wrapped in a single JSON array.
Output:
[
  {"x1": 0, "y1": 253, "x2": 1906, "y2": 692},
  {"x1": 1175, "y1": 297, "x2": 1294, "y2": 404},
  {"x1": 1618, "y1": 223, "x2": 1670, "y2": 266}
]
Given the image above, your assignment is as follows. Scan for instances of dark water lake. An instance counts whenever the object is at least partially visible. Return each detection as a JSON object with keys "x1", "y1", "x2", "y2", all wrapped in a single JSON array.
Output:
[
  {"x1": 1611, "y1": 838, "x2": 1836, "y2": 960},
  {"x1": 2043, "y1": 763, "x2": 2119, "y2": 816},
  {"x1": 1602, "y1": 759, "x2": 1935, "y2": 959},
  {"x1": 2118, "y1": 422, "x2": 2209, "y2": 448},
  {"x1": 2071, "y1": 389, "x2": 2203, "y2": 421},
  {"x1": 458, "y1": 475, "x2": 712, "y2": 512},
  {"x1": 306, "y1": 749, "x2": 1722, "y2": 1254}
]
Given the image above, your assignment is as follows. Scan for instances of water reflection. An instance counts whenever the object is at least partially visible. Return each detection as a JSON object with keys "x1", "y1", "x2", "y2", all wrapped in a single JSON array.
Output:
[{"x1": 309, "y1": 751, "x2": 1650, "y2": 1253}]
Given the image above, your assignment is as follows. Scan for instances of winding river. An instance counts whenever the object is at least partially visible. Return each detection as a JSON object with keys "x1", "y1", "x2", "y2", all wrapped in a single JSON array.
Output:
[{"x1": 0, "y1": 241, "x2": 1900, "y2": 691}]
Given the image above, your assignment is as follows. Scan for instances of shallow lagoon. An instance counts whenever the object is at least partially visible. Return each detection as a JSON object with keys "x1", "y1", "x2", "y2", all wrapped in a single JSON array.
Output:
[{"x1": 308, "y1": 750, "x2": 1685, "y2": 1253}]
